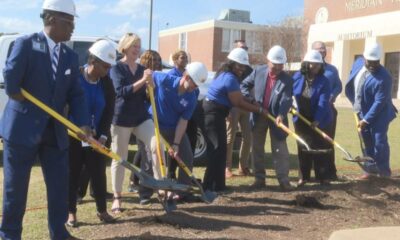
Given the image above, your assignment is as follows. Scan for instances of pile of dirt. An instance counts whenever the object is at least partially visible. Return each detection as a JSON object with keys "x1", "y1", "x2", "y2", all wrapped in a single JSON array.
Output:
[{"x1": 76, "y1": 175, "x2": 400, "y2": 240}]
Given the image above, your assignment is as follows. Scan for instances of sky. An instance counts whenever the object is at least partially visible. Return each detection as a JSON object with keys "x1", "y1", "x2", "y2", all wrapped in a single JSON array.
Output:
[{"x1": 0, "y1": 0, "x2": 304, "y2": 50}]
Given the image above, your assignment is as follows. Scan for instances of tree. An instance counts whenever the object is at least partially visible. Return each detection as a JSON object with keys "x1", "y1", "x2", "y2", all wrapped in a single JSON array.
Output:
[{"x1": 261, "y1": 16, "x2": 304, "y2": 71}]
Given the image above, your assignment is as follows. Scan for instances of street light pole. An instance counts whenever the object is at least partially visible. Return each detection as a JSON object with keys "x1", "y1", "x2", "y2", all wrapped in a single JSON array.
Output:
[{"x1": 149, "y1": 0, "x2": 153, "y2": 50}]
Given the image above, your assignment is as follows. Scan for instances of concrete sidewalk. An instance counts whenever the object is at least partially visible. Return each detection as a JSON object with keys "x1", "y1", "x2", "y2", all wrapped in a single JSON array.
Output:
[
  {"x1": 329, "y1": 226, "x2": 400, "y2": 240},
  {"x1": 334, "y1": 97, "x2": 400, "y2": 109}
]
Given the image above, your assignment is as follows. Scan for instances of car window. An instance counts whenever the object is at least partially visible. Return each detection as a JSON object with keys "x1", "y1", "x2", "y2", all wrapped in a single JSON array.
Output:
[{"x1": 72, "y1": 41, "x2": 93, "y2": 66}]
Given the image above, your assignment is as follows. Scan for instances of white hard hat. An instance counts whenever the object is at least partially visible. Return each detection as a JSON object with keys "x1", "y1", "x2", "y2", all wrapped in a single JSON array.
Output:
[
  {"x1": 89, "y1": 40, "x2": 117, "y2": 65},
  {"x1": 303, "y1": 50, "x2": 323, "y2": 63},
  {"x1": 363, "y1": 42, "x2": 382, "y2": 61},
  {"x1": 186, "y1": 62, "x2": 208, "y2": 86},
  {"x1": 267, "y1": 45, "x2": 287, "y2": 64},
  {"x1": 227, "y1": 48, "x2": 250, "y2": 66},
  {"x1": 42, "y1": 0, "x2": 77, "y2": 17}
]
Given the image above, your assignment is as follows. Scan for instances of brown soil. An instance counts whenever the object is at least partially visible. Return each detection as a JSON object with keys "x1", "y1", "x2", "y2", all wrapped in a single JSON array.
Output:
[{"x1": 77, "y1": 175, "x2": 400, "y2": 240}]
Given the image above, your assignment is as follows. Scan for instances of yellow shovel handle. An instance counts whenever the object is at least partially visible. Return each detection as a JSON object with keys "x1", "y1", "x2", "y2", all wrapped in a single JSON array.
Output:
[
  {"x1": 147, "y1": 85, "x2": 167, "y2": 177},
  {"x1": 21, "y1": 89, "x2": 82, "y2": 134},
  {"x1": 21, "y1": 88, "x2": 121, "y2": 161},
  {"x1": 265, "y1": 112, "x2": 311, "y2": 150},
  {"x1": 160, "y1": 136, "x2": 193, "y2": 178}
]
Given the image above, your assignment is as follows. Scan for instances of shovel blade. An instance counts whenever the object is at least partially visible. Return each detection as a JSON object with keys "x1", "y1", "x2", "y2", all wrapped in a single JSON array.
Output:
[
  {"x1": 190, "y1": 176, "x2": 217, "y2": 204},
  {"x1": 120, "y1": 160, "x2": 191, "y2": 192},
  {"x1": 343, "y1": 155, "x2": 373, "y2": 163}
]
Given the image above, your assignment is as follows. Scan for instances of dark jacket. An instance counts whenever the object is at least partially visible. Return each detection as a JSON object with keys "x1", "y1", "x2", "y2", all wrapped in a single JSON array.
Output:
[
  {"x1": 241, "y1": 64, "x2": 293, "y2": 140},
  {"x1": 292, "y1": 71, "x2": 332, "y2": 128},
  {"x1": 0, "y1": 32, "x2": 89, "y2": 149},
  {"x1": 110, "y1": 61, "x2": 150, "y2": 127},
  {"x1": 345, "y1": 57, "x2": 396, "y2": 128}
]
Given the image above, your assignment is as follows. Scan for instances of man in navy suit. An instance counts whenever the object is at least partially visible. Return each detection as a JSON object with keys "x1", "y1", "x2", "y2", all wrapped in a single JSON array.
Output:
[
  {"x1": 241, "y1": 45, "x2": 294, "y2": 190},
  {"x1": 0, "y1": 0, "x2": 89, "y2": 239},
  {"x1": 345, "y1": 43, "x2": 397, "y2": 178}
]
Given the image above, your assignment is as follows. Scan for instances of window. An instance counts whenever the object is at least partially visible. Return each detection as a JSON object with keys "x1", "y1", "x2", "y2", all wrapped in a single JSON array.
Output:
[
  {"x1": 245, "y1": 31, "x2": 263, "y2": 54},
  {"x1": 384, "y1": 52, "x2": 400, "y2": 98},
  {"x1": 72, "y1": 41, "x2": 93, "y2": 66},
  {"x1": 221, "y1": 29, "x2": 241, "y2": 52},
  {"x1": 179, "y1": 32, "x2": 187, "y2": 51}
]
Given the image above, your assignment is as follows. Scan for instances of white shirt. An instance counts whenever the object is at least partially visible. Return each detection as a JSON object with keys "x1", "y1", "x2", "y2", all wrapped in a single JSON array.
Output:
[
  {"x1": 42, "y1": 30, "x2": 59, "y2": 58},
  {"x1": 354, "y1": 66, "x2": 368, "y2": 97}
]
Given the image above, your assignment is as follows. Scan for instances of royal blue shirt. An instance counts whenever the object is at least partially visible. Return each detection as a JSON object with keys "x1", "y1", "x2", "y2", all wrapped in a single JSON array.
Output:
[
  {"x1": 206, "y1": 71, "x2": 240, "y2": 108},
  {"x1": 167, "y1": 67, "x2": 184, "y2": 77},
  {"x1": 323, "y1": 63, "x2": 342, "y2": 100},
  {"x1": 150, "y1": 72, "x2": 197, "y2": 130},
  {"x1": 69, "y1": 73, "x2": 105, "y2": 134}
]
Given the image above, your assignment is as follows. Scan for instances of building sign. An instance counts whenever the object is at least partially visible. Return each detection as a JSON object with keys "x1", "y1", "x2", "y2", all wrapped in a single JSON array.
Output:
[
  {"x1": 345, "y1": 0, "x2": 383, "y2": 12},
  {"x1": 337, "y1": 30, "x2": 373, "y2": 40}
]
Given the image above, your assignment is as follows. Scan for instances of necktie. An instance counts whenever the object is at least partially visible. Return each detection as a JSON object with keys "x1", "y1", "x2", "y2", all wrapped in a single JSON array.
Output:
[{"x1": 51, "y1": 44, "x2": 60, "y2": 81}]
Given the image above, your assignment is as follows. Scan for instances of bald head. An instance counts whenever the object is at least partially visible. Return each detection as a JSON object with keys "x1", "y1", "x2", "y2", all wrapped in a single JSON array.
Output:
[{"x1": 312, "y1": 41, "x2": 327, "y2": 60}]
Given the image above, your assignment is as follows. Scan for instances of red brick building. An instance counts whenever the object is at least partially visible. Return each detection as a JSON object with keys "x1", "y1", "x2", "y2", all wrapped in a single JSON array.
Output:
[{"x1": 158, "y1": 10, "x2": 268, "y2": 72}]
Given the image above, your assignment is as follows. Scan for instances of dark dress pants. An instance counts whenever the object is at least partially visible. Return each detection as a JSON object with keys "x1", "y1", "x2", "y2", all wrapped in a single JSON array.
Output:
[
  {"x1": 0, "y1": 124, "x2": 70, "y2": 240},
  {"x1": 294, "y1": 120, "x2": 332, "y2": 181},
  {"x1": 326, "y1": 105, "x2": 338, "y2": 179},
  {"x1": 202, "y1": 100, "x2": 229, "y2": 192},
  {"x1": 68, "y1": 137, "x2": 107, "y2": 214}
]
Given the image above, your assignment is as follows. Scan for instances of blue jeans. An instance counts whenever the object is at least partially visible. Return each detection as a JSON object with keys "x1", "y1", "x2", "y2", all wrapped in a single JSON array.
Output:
[{"x1": 361, "y1": 123, "x2": 391, "y2": 177}]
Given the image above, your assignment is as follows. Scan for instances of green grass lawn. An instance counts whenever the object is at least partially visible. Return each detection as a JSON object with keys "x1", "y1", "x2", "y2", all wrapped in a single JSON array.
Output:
[{"x1": 0, "y1": 107, "x2": 399, "y2": 239}]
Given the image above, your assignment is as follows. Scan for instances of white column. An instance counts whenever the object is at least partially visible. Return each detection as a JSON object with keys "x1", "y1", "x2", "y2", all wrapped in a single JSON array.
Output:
[{"x1": 332, "y1": 40, "x2": 350, "y2": 93}]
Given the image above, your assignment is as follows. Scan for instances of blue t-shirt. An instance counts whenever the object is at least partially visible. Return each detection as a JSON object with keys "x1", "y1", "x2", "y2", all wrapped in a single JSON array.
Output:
[
  {"x1": 206, "y1": 71, "x2": 240, "y2": 107},
  {"x1": 70, "y1": 73, "x2": 105, "y2": 133},
  {"x1": 150, "y1": 72, "x2": 197, "y2": 130}
]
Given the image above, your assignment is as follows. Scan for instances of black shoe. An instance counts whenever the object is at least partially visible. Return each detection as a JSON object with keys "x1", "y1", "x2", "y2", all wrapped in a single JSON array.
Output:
[{"x1": 97, "y1": 212, "x2": 116, "y2": 224}]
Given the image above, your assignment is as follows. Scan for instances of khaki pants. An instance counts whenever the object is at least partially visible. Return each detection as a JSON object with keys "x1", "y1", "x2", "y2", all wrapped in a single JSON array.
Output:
[
  {"x1": 226, "y1": 107, "x2": 252, "y2": 170},
  {"x1": 110, "y1": 119, "x2": 165, "y2": 193},
  {"x1": 252, "y1": 116, "x2": 290, "y2": 184}
]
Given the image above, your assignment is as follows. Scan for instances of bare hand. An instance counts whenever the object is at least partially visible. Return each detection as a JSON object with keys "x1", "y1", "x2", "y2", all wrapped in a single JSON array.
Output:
[
  {"x1": 358, "y1": 119, "x2": 368, "y2": 130},
  {"x1": 260, "y1": 108, "x2": 269, "y2": 119},
  {"x1": 275, "y1": 115, "x2": 283, "y2": 126},
  {"x1": 143, "y1": 69, "x2": 154, "y2": 88},
  {"x1": 77, "y1": 126, "x2": 92, "y2": 142},
  {"x1": 168, "y1": 144, "x2": 179, "y2": 158},
  {"x1": 98, "y1": 136, "x2": 107, "y2": 145}
]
